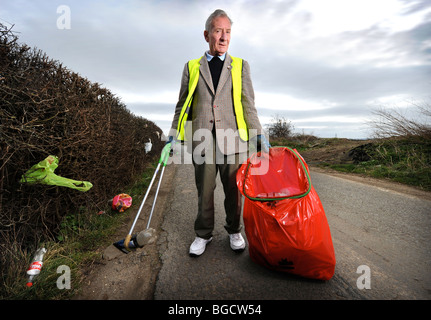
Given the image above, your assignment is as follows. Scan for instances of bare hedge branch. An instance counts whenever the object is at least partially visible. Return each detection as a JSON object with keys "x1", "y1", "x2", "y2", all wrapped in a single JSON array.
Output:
[{"x1": 368, "y1": 102, "x2": 431, "y2": 139}]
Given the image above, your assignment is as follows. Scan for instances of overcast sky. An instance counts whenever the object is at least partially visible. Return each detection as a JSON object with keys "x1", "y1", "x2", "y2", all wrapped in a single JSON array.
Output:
[{"x1": 2, "y1": 0, "x2": 430, "y2": 139}]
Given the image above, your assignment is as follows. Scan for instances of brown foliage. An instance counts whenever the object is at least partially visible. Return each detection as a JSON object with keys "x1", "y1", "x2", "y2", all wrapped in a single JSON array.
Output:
[
  {"x1": 369, "y1": 104, "x2": 431, "y2": 139},
  {"x1": 0, "y1": 24, "x2": 163, "y2": 268}
]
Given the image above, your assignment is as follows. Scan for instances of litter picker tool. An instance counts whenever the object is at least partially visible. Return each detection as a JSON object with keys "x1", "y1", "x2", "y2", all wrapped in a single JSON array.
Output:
[{"x1": 123, "y1": 141, "x2": 173, "y2": 251}]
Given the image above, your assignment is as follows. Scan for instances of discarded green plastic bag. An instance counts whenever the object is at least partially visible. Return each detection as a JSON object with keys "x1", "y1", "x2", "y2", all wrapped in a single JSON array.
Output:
[{"x1": 20, "y1": 155, "x2": 93, "y2": 192}]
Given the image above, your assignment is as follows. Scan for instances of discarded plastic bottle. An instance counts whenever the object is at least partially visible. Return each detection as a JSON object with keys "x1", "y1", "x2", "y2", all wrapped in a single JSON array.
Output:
[{"x1": 26, "y1": 248, "x2": 47, "y2": 287}]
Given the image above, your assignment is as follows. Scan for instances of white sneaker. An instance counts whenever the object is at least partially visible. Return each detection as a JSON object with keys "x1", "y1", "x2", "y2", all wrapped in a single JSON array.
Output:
[
  {"x1": 189, "y1": 237, "x2": 212, "y2": 256},
  {"x1": 229, "y1": 233, "x2": 246, "y2": 252}
]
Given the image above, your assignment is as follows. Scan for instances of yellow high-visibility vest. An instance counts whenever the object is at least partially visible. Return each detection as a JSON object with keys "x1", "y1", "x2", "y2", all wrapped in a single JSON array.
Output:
[{"x1": 176, "y1": 55, "x2": 248, "y2": 141}]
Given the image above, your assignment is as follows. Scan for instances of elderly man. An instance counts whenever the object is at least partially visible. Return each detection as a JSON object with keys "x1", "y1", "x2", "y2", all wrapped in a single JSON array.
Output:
[{"x1": 168, "y1": 9, "x2": 268, "y2": 256}]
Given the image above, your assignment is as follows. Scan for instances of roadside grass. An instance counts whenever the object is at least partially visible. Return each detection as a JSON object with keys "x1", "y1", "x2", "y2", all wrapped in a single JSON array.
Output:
[
  {"x1": 1, "y1": 161, "x2": 158, "y2": 300},
  {"x1": 270, "y1": 134, "x2": 321, "y2": 153},
  {"x1": 270, "y1": 135, "x2": 431, "y2": 192},
  {"x1": 330, "y1": 137, "x2": 431, "y2": 191}
]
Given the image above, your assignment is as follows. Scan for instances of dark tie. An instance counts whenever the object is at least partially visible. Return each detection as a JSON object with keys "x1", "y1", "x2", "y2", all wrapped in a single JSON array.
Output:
[{"x1": 208, "y1": 56, "x2": 224, "y2": 91}]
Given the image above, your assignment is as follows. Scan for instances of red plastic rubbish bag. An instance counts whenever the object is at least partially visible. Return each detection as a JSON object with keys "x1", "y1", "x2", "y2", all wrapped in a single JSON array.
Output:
[
  {"x1": 112, "y1": 193, "x2": 132, "y2": 213},
  {"x1": 237, "y1": 147, "x2": 336, "y2": 280}
]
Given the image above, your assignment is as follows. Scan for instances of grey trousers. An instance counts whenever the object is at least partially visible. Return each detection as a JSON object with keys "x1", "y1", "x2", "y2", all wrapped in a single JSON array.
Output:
[{"x1": 192, "y1": 138, "x2": 245, "y2": 239}]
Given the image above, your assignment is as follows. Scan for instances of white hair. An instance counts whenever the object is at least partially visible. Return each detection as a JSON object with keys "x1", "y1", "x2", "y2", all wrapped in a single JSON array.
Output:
[{"x1": 205, "y1": 9, "x2": 233, "y2": 32}]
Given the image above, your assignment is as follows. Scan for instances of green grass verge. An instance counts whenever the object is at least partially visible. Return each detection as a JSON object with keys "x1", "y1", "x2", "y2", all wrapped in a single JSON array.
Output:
[
  {"x1": 320, "y1": 137, "x2": 431, "y2": 191},
  {"x1": 271, "y1": 135, "x2": 430, "y2": 192}
]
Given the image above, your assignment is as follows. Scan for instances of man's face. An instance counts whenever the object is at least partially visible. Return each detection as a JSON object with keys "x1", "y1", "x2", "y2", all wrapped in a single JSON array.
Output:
[{"x1": 204, "y1": 16, "x2": 231, "y2": 56}]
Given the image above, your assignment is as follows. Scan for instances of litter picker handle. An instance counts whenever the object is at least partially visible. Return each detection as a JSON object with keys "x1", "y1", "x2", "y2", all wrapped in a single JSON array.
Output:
[
  {"x1": 147, "y1": 142, "x2": 173, "y2": 228},
  {"x1": 146, "y1": 165, "x2": 166, "y2": 229},
  {"x1": 159, "y1": 142, "x2": 172, "y2": 166}
]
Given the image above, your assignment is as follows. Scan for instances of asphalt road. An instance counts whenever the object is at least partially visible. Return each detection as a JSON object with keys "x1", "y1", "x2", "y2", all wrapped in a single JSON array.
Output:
[{"x1": 155, "y1": 161, "x2": 431, "y2": 300}]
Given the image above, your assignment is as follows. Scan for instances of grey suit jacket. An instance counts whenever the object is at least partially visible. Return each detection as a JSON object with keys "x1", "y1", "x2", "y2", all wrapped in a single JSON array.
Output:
[{"x1": 170, "y1": 53, "x2": 263, "y2": 156}]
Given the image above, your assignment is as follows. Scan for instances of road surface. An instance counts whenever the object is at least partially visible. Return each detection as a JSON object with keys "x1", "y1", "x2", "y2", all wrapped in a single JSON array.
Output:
[{"x1": 155, "y1": 162, "x2": 431, "y2": 300}]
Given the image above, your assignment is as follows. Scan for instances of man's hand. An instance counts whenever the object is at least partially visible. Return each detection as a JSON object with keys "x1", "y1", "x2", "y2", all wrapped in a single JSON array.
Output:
[
  {"x1": 166, "y1": 136, "x2": 173, "y2": 145},
  {"x1": 256, "y1": 134, "x2": 271, "y2": 153},
  {"x1": 165, "y1": 136, "x2": 174, "y2": 156},
  {"x1": 160, "y1": 136, "x2": 175, "y2": 165}
]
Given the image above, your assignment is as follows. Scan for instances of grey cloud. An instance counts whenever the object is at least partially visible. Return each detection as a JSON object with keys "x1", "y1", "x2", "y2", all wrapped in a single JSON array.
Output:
[
  {"x1": 2, "y1": 0, "x2": 430, "y2": 139},
  {"x1": 400, "y1": 0, "x2": 431, "y2": 15},
  {"x1": 254, "y1": 56, "x2": 427, "y2": 102},
  {"x1": 258, "y1": 103, "x2": 371, "y2": 120},
  {"x1": 127, "y1": 102, "x2": 174, "y2": 115}
]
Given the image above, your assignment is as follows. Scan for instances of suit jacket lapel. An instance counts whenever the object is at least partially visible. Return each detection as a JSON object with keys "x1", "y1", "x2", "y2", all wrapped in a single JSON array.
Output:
[
  {"x1": 216, "y1": 54, "x2": 232, "y2": 96},
  {"x1": 198, "y1": 53, "x2": 233, "y2": 96},
  {"x1": 199, "y1": 56, "x2": 215, "y2": 95}
]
